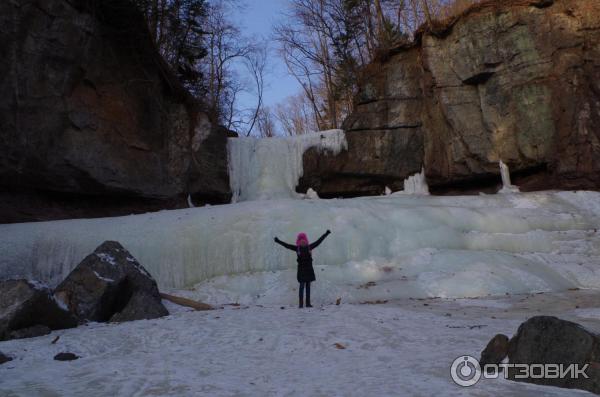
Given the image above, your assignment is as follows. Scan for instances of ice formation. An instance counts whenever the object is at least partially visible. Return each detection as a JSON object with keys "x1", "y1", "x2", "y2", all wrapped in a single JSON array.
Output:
[
  {"x1": 305, "y1": 188, "x2": 320, "y2": 199},
  {"x1": 186, "y1": 194, "x2": 195, "y2": 208},
  {"x1": 498, "y1": 160, "x2": 520, "y2": 194},
  {"x1": 2, "y1": 129, "x2": 600, "y2": 305},
  {"x1": 227, "y1": 130, "x2": 347, "y2": 202},
  {"x1": 391, "y1": 168, "x2": 430, "y2": 195},
  {"x1": 1, "y1": 191, "x2": 599, "y2": 304}
]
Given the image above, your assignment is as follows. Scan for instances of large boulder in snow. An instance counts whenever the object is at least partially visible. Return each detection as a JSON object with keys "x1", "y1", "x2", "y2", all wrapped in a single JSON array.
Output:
[
  {"x1": 0, "y1": 279, "x2": 77, "y2": 341},
  {"x1": 507, "y1": 316, "x2": 600, "y2": 394},
  {"x1": 0, "y1": 352, "x2": 12, "y2": 365},
  {"x1": 0, "y1": 0, "x2": 230, "y2": 224},
  {"x1": 480, "y1": 334, "x2": 510, "y2": 370},
  {"x1": 306, "y1": 0, "x2": 600, "y2": 196},
  {"x1": 54, "y1": 241, "x2": 168, "y2": 323}
]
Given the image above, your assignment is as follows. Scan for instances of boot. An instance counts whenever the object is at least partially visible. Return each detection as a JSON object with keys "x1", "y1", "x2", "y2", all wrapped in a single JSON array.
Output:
[
  {"x1": 306, "y1": 299, "x2": 312, "y2": 308},
  {"x1": 306, "y1": 283, "x2": 312, "y2": 307},
  {"x1": 299, "y1": 297, "x2": 304, "y2": 308}
]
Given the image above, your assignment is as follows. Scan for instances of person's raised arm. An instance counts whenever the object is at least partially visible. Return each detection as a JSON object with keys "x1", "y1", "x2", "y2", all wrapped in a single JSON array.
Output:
[
  {"x1": 309, "y1": 230, "x2": 331, "y2": 250},
  {"x1": 274, "y1": 237, "x2": 297, "y2": 251}
]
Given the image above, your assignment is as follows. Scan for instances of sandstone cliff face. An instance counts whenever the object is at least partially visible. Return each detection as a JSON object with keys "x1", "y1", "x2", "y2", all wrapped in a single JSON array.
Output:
[
  {"x1": 303, "y1": 0, "x2": 600, "y2": 196},
  {"x1": 0, "y1": 0, "x2": 230, "y2": 222}
]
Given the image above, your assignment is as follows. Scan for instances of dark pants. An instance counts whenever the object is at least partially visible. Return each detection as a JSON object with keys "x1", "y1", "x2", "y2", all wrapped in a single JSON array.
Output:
[{"x1": 299, "y1": 281, "x2": 311, "y2": 306}]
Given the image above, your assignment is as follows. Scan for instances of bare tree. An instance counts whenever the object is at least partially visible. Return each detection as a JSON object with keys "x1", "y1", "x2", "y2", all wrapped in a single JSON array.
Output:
[
  {"x1": 200, "y1": 0, "x2": 267, "y2": 136},
  {"x1": 256, "y1": 107, "x2": 276, "y2": 137},
  {"x1": 242, "y1": 44, "x2": 267, "y2": 136},
  {"x1": 275, "y1": 93, "x2": 319, "y2": 136},
  {"x1": 274, "y1": 0, "x2": 411, "y2": 133},
  {"x1": 133, "y1": 0, "x2": 208, "y2": 90},
  {"x1": 274, "y1": 0, "x2": 347, "y2": 131}
]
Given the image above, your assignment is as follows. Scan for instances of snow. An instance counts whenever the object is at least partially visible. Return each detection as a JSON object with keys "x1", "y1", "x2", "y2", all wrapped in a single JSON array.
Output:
[
  {"x1": 95, "y1": 253, "x2": 117, "y2": 266},
  {"x1": 27, "y1": 279, "x2": 50, "y2": 291},
  {"x1": 227, "y1": 129, "x2": 347, "y2": 202},
  {"x1": 92, "y1": 270, "x2": 114, "y2": 283},
  {"x1": 304, "y1": 187, "x2": 320, "y2": 199},
  {"x1": 1, "y1": 191, "x2": 599, "y2": 305},
  {"x1": 0, "y1": 292, "x2": 596, "y2": 396},
  {"x1": 52, "y1": 294, "x2": 70, "y2": 312}
]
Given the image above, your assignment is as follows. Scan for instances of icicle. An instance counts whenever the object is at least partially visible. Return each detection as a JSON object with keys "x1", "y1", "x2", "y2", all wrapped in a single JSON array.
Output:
[
  {"x1": 187, "y1": 194, "x2": 195, "y2": 208},
  {"x1": 402, "y1": 167, "x2": 430, "y2": 195},
  {"x1": 498, "y1": 160, "x2": 520, "y2": 194}
]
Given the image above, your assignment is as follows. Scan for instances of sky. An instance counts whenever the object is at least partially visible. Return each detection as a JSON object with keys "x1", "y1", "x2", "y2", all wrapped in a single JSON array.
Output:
[{"x1": 231, "y1": 0, "x2": 302, "y2": 115}]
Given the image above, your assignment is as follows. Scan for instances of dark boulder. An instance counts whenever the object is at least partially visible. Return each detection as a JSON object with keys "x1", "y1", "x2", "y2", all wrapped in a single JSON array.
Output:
[
  {"x1": 54, "y1": 352, "x2": 79, "y2": 361},
  {"x1": 0, "y1": 279, "x2": 78, "y2": 341},
  {"x1": 507, "y1": 316, "x2": 600, "y2": 394},
  {"x1": 0, "y1": 352, "x2": 12, "y2": 365},
  {"x1": 55, "y1": 241, "x2": 168, "y2": 323},
  {"x1": 109, "y1": 291, "x2": 169, "y2": 323},
  {"x1": 480, "y1": 334, "x2": 510, "y2": 371}
]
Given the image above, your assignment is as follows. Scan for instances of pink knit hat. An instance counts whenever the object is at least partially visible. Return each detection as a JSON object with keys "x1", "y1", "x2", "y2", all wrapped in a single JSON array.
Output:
[{"x1": 296, "y1": 232, "x2": 309, "y2": 246}]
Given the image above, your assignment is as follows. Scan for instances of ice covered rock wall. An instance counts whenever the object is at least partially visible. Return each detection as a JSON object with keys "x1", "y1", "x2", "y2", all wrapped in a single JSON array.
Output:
[
  {"x1": 227, "y1": 130, "x2": 347, "y2": 202},
  {"x1": 1, "y1": 192, "x2": 599, "y2": 303}
]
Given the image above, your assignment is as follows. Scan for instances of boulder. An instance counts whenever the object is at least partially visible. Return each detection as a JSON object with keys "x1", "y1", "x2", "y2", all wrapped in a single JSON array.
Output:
[
  {"x1": 109, "y1": 291, "x2": 169, "y2": 323},
  {"x1": 54, "y1": 352, "x2": 79, "y2": 361},
  {"x1": 480, "y1": 334, "x2": 510, "y2": 371},
  {"x1": 0, "y1": 279, "x2": 78, "y2": 341},
  {"x1": 0, "y1": 352, "x2": 12, "y2": 365},
  {"x1": 305, "y1": 0, "x2": 600, "y2": 195},
  {"x1": 507, "y1": 316, "x2": 600, "y2": 394},
  {"x1": 0, "y1": 0, "x2": 230, "y2": 223},
  {"x1": 55, "y1": 241, "x2": 168, "y2": 323}
]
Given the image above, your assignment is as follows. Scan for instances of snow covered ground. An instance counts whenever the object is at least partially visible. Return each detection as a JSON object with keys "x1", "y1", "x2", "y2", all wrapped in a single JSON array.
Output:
[{"x1": 1, "y1": 290, "x2": 599, "y2": 396}]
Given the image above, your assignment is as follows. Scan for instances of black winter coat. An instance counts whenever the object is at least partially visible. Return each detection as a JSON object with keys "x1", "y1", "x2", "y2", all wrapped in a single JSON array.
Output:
[{"x1": 275, "y1": 231, "x2": 330, "y2": 283}]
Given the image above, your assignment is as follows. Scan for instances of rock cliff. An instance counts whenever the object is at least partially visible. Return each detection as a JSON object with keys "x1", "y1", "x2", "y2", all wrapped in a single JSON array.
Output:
[
  {"x1": 301, "y1": 0, "x2": 600, "y2": 196},
  {"x1": 0, "y1": 0, "x2": 230, "y2": 223}
]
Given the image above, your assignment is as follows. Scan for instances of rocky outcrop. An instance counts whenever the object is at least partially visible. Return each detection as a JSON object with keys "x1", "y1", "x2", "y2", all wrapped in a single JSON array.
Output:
[
  {"x1": 0, "y1": 0, "x2": 230, "y2": 223},
  {"x1": 0, "y1": 352, "x2": 12, "y2": 365},
  {"x1": 304, "y1": 0, "x2": 600, "y2": 196},
  {"x1": 507, "y1": 316, "x2": 600, "y2": 394},
  {"x1": 480, "y1": 334, "x2": 510, "y2": 370},
  {"x1": 54, "y1": 241, "x2": 168, "y2": 323},
  {"x1": 0, "y1": 279, "x2": 78, "y2": 341}
]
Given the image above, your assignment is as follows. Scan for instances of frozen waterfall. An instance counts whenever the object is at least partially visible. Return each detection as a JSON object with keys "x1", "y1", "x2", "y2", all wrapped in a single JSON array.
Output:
[
  {"x1": 498, "y1": 160, "x2": 520, "y2": 194},
  {"x1": 1, "y1": 191, "x2": 599, "y2": 303},
  {"x1": 227, "y1": 130, "x2": 347, "y2": 202}
]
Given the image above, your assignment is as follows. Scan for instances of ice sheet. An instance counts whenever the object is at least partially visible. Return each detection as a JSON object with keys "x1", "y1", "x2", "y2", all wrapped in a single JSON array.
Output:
[{"x1": 1, "y1": 191, "x2": 599, "y2": 303}]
